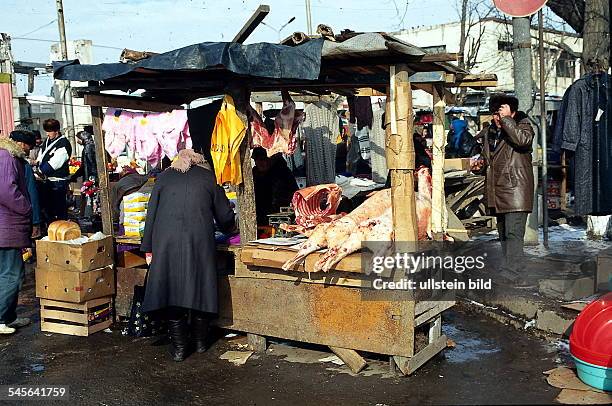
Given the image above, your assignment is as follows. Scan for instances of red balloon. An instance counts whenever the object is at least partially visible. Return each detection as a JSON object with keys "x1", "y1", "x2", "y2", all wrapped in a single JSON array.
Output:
[{"x1": 493, "y1": 0, "x2": 548, "y2": 17}]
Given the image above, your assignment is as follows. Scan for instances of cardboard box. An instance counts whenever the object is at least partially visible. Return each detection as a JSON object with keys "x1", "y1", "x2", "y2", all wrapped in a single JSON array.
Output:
[
  {"x1": 40, "y1": 297, "x2": 113, "y2": 336},
  {"x1": 116, "y1": 250, "x2": 147, "y2": 268},
  {"x1": 36, "y1": 235, "x2": 113, "y2": 272},
  {"x1": 36, "y1": 265, "x2": 115, "y2": 303},
  {"x1": 444, "y1": 158, "x2": 471, "y2": 171}
]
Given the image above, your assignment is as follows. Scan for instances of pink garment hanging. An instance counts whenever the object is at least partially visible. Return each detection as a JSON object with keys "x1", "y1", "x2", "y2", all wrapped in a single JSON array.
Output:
[
  {"x1": 0, "y1": 83, "x2": 15, "y2": 138},
  {"x1": 102, "y1": 108, "x2": 134, "y2": 158},
  {"x1": 249, "y1": 90, "x2": 304, "y2": 156},
  {"x1": 132, "y1": 112, "x2": 162, "y2": 167},
  {"x1": 152, "y1": 110, "x2": 190, "y2": 160}
]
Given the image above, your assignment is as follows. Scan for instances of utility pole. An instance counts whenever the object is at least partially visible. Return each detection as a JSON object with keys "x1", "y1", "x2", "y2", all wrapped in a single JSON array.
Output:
[
  {"x1": 538, "y1": 9, "x2": 549, "y2": 246},
  {"x1": 305, "y1": 0, "x2": 313, "y2": 35},
  {"x1": 512, "y1": 16, "x2": 539, "y2": 244},
  {"x1": 55, "y1": 0, "x2": 76, "y2": 152}
]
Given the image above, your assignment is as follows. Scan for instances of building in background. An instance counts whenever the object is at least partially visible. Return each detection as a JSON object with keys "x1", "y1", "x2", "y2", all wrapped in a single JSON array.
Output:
[
  {"x1": 50, "y1": 39, "x2": 93, "y2": 135},
  {"x1": 394, "y1": 17, "x2": 583, "y2": 109}
]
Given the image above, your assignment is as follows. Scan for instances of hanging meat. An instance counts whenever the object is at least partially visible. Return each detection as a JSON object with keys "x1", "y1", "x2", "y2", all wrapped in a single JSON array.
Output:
[
  {"x1": 291, "y1": 183, "x2": 343, "y2": 228},
  {"x1": 282, "y1": 167, "x2": 434, "y2": 272},
  {"x1": 249, "y1": 90, "x2": 305, "y2": 156}
]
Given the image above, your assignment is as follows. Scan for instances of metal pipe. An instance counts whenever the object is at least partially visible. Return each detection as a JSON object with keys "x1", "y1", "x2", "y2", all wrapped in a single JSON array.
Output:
[
  {"x1": 538, "y1": 10, "x2": 549, "y2": 246},
  {"x1": 55, "y1": 0, "x2": 76, "y2": 152},
  {"x1": 305, "y1": 0, "x2": 313, "y2": 35}
]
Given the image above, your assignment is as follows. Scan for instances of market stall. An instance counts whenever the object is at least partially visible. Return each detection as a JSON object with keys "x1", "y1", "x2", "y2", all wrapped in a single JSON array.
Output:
[{"x1": 55, "y1": 30, "x2": 497, "y2": 375}]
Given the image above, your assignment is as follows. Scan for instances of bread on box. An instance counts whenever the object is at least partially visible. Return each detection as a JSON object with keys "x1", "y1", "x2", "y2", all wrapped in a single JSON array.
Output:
[{"x1": 48, "y1": 220, "x2": 82, "y2": 241}]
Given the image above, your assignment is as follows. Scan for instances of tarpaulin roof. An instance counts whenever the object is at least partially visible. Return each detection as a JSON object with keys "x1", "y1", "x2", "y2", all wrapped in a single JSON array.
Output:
[
  {"x1": 54, "y1": 38, "x2": 325, "y2": 82},
  {"x1": 53, "y1": 33, "x2": 469, "y2": 104}
]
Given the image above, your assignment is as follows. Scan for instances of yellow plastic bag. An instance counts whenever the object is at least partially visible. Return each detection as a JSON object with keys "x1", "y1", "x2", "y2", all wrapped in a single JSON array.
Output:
[{"x1": 211, "y1": 95, "x2": 246, "y2": 185}]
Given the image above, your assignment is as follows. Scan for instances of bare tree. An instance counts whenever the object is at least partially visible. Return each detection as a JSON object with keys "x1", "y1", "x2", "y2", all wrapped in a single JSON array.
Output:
[{"x1": 456, "y1": 0, "x2": 496, "y2": 105}]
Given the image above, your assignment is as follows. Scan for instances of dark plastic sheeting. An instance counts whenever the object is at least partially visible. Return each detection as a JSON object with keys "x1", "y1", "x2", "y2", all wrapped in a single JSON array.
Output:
[{"x1": 53, "y1": 39, "x2": 325, "y2": 82}]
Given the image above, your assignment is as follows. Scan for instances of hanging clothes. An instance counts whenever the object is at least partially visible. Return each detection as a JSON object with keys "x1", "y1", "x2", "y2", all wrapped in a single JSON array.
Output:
[
  {"x1": 555, "y1": 73, "x2": 610, "y2": 215},
  {"x1": 302, "y1": 101, "x2": 338, "y2": 186},
  {"x1": 249, "y1": 91, "x2": 305, "y2": 156},
  {"x1": 370, "y1": 106, "x2": 387, "y2": 183},
  {"x1": 187, "y1": 99, "x2": 223, "y2": 166},
  {"x1": 152, "y1": 110, "x2": 191, "y2": 161},
  {"x1": 356, "y1": 127, "x2": 371, "y2": 160},
  {"x1": 102, "y1": 108, "x2": 133, "y2": 158},
  {"x1": 133, "y1": 112, "x2": 163, "y2": 167},
  {"x1": 210, "y1": 95, "x2": 246, "y2": 185},
  {"x1": 347, "y1": 96, "x2": 374, "y2": 130}
]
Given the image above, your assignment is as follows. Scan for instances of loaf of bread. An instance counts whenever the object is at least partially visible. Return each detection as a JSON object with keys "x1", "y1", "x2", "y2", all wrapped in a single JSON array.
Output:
[{"x1": 48, "y1": 220, "x2": 82, "y2": 241}]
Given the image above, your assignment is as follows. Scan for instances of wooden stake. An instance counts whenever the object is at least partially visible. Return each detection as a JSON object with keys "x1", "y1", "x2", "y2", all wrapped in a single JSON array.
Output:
[
  {"x1": 431, "y1": 83, "x2": 447, "y2": 239},
  {"x1": 229, "y1": 87, "x2": 258, "y2": 243},
  {"x1": 387, "y1": 64, "x2": 418, "y2": 243},
  {"x1": 91, "y1": 106, "x2": 113, "y2": 236}
]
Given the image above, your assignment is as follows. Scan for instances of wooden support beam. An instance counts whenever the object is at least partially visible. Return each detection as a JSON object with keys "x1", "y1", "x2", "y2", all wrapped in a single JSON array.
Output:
[
  {"x1": 247, "y1": 333, "x2": 267, "y2": 352},
  {"x1": 90, "y1": 106, "x2": 113, "y2": 236},
  {"x1": 329, "y1": 346, "x2": 367, "y2": 374},
  {"x1": 452, "y1": 80, "x2": 498, "y2": 88},
  {"x1": 232, "y1": 4, "x2": 270, "y2": 43},
  {"x1": 394, "y1": 334, "x2": 448, "y2": 375},
  {"x1": 387, "y1": 64, "x2": 418, "y2": 244},
  {"x1": 84, "y1": 93, "x2": 181, "y2": 112},
  {"x1": 431, "y1": 84, "x2": 447, "y2": 240},
  {"x1": 420, "y1": 52, "x2": 460, "y2": 62},
  {"x1": 229, "y1": 87, "x2": 258, "y2": 244}
]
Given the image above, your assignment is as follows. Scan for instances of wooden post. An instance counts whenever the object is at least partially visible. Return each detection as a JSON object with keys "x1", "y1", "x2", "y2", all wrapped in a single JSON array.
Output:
[
  {"x1": 431, "y1": 83, "x2": 447, "y2": 240},
  {"x1": 91, "y1": 106, "x2": 113, "y2": 236},
  {"x1": 387, "y1": 64, "x2": 418, "y2": 243},
  {"x1": 329, "y1": 346, "x2": 367, "y2": 374},
  {"x1": 229, "y1": 87, "x2": 258, "y2": 243}
]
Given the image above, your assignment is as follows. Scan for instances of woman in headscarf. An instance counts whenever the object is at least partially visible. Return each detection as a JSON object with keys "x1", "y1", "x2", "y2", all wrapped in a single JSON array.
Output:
[{"x1": 141, "y1": 149, "x2": 235, "y2": 361}]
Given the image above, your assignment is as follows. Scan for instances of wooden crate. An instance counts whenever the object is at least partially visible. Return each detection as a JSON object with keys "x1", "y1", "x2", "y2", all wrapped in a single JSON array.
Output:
[{"x1": 40, "y1": 297, "x2": 113, "y2": 337}]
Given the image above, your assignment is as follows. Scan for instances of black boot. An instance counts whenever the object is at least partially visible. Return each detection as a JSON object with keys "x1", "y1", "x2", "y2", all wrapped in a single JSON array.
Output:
[
  {"x1": 192, "y1": 313, "x2": 209, "y2": 353},
  {"x1": 167, "y1": 316, "x2": 189, "y2": 362}
]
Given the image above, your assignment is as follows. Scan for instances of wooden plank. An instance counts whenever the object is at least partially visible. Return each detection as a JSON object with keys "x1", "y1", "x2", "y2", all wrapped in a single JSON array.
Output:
[
  {"x1": 247, "y1": 333, "x2": 267, "y2": 352},
  {"x1": 230, "y1": 87, "x2": 258, "y2": 244},
  {"x1": 329, "y1": 347, "x2": 367, "y2": 374},
  {"x1": 41, "y1": 321, "x2": 89, "y2": 337},
  {"x1": 232, "y1": 5, "x2": 270, "y2": 43},
  {"x1": 91, "y1": 106, "x2": 113, "y2": 236},
  {"x1": 560, "y1": 302, "x2": 588, "y2": 312},
  {"x1": 84, "y1": 93, "x2": 181, "y2": 112},
  {"x1": 40, "y1": 309, "x2": 86, "y2": 324},
  {"x1": 216, "y1": 276, "x2": 415, "y2": 357},
  {"x1": 420, "y1": 53, "x2": 460, "y2": 62},
  {"x1": 393, "y1": 333, "x2": 447, "y2": 376},
  {"x1": 414, "y1": 302, "x2": 454, "y2": 326},
  {"x1": 388, "y1": 64, "x2": 418, "y2": 243},
  {"x1": 431, "y1": 84, "x2": 447, "y2": 239},
  {"x1": 453, "y1": 80, "x2": 498, "y2": 88},
  {"x1": 235, "y1": 265, "x2": 370, "y2": 288}
]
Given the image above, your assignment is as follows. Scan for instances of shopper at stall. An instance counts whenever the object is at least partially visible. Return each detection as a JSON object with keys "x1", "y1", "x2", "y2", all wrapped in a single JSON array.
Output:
[
  {"x1": 36, "y1": 118, "x2": 72, "y2": 223},
  {"x1": 9, "y1": 130, "x2": 41, "y2": 239},
  {"x1": 252, "y1": 147, "x2": 298, "y2": 226},
  {"x1": 141, "y1": 149, "x2": 235, "y2": 362},
  {"x1": 479, "y1": 94, "x2": 534, "y2": 284},
  {"x1": 75, "y1": 127, "x2": 100, "y2": 182},
  {"x1": 0, "y1": 136, "x2": 32, "y2": 335}
]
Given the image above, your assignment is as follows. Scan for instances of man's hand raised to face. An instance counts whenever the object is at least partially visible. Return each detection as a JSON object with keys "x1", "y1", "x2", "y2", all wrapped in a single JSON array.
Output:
[{"x1": 498, "y1": 104, "x2": 513, "y2": 118}]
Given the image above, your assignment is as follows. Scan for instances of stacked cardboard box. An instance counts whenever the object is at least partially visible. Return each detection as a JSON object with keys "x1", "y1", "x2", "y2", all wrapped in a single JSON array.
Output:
[{"x1": 35, "y1": 235, "x2": 115, "y2": 336}]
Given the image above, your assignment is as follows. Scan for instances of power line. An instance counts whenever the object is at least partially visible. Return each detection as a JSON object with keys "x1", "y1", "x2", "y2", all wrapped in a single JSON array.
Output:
[{"x1": 18, "y1": 19, "x2": 57, "y2": 37}]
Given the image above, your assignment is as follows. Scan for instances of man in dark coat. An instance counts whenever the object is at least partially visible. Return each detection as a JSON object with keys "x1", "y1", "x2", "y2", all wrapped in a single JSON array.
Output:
[
  {"x1": 479, "y1": 94, "x2": 534, "y2": 284},
  {"x1": 252, "y1": 147, "x2": 298, "y2": 226},
  {"x1": 141, "y1": 149, "x2": 234, "y2": 361},
  {"x1": 0, "y1": 136, "x2": 32, "y2": 335}
]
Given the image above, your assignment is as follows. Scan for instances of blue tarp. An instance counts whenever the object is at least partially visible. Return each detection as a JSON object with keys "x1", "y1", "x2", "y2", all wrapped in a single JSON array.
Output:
[{"x1": 53, "y1": 39, "x2": 325, "y2": 82}]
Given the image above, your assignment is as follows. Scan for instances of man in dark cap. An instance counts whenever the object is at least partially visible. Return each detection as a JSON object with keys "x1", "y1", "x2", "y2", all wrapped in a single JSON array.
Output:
[{"x1": 479, "y1": 94, "x2": 535, "y2": 284}]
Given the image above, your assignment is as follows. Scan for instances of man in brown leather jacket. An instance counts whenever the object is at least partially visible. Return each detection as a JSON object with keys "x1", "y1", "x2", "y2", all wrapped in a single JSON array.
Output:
[{"x1": 480, "y1": 94, "x2": 534, "y2": 282}]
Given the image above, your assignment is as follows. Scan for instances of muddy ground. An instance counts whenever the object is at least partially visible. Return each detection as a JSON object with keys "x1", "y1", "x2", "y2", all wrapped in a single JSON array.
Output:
[{"x1": 0, "y1": 268, "x2": 564, "y2": 405}]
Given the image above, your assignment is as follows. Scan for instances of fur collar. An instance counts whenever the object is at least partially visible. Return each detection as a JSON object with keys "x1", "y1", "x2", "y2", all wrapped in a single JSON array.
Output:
[{"x1": 0, "y1": 137, "x2": 26, "y2": 159}]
